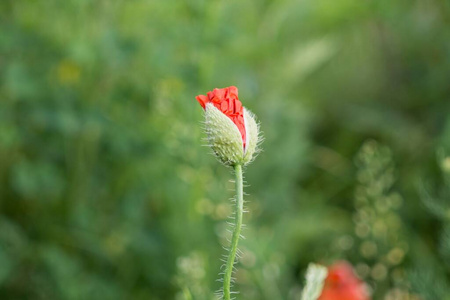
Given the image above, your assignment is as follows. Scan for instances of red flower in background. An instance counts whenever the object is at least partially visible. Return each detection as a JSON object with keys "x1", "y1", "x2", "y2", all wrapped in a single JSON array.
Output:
[
  {"x1": 318, "y1": 261, "x2": 370, "y2": 300},
  {"x1": 196, "y1": 86, "x2": 246, "y2": 147}
]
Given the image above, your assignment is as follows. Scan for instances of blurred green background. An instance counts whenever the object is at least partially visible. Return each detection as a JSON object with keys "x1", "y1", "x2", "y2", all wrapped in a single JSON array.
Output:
[{"x1": 1, "y1": 0, "x2": 450, "y2": 299}]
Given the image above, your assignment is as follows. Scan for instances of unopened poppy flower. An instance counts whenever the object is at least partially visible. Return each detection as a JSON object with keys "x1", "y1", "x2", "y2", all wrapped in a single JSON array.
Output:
[
  {"x1": 196, "y1": 86, "x2": 260, "y2": 166},
  {"x1": 195, "y1": 86, "x2": 262, "y2": 300},
  {"x1": 318, "y1": 261, "x2": 371, "y2": 300}
]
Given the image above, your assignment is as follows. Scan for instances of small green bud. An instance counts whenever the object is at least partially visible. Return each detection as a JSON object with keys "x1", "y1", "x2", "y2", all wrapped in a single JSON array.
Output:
[
  {"x1": 204, "y1": 104, "x2": 260, "y2": 166},
  {"x1": 205, "y1": 103, "x2": 244, "y2": 166}
]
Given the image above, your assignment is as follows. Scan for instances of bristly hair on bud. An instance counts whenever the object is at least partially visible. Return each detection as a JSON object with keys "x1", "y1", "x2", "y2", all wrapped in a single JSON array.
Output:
[
  {"x1": 242, "y1": 107, "x2": 261, "y2": 165},
  {"x1": 196, "y1": 86, "x2": 262, "y2": 166}
]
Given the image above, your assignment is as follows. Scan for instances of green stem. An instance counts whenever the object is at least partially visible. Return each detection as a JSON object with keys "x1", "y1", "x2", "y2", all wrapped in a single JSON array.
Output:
[{"x1": 223, "y1": 164, "x2": 244, "y2": 300}]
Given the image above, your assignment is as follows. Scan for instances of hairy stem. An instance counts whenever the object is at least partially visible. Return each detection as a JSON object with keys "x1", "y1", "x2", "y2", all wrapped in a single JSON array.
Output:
[{"x1": 223, "y1": 164, "x2": 244, "y2": 300}]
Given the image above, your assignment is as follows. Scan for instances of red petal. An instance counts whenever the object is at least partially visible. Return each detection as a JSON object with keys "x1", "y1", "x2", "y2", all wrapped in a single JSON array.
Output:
[
  {"x1": 211, "y1": 96, "x2": 221, "y2": 104},
  {"x1": 234, "y1": 100, "x2": 242, "y2": 114},
  {"x1": 221, "y1": 101, "x2": 228, "y2": 112},
  {"x1": 213, "y1": 88, "x2": 226, "y2": 99},
  {"x1": 228, "y1": 86, "x2": 238, "y2": 95},
  {"x1": 196, "y1": 95, "x2": 208, "y2": 109}
]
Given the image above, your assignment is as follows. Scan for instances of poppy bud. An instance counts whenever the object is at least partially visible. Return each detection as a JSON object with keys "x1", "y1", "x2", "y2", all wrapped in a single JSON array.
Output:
[{"x1": 196, "y1": 86, "x2": 261, "y2": 166}]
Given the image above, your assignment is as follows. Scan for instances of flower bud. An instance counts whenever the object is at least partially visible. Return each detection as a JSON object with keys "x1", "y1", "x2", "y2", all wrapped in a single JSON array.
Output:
[{"x1": 196, "y1": 86, "x2": 261, "y2": 166}]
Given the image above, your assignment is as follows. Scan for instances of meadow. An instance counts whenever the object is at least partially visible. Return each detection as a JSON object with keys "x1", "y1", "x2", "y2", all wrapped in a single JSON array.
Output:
[{"x1": 1, "y1": 0, "x2": 450, "y2": 299}]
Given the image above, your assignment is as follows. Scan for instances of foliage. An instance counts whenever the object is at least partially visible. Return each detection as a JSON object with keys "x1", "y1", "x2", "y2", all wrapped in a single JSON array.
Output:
[{"x1": 1, "y1": 0, "x2": 450, "y2": 299}]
